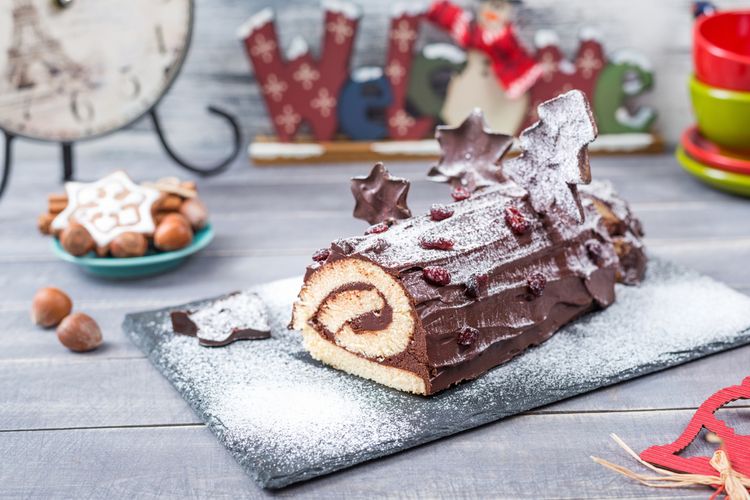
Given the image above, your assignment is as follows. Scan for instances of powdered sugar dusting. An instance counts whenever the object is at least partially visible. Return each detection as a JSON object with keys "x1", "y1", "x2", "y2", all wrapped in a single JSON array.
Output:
[
  {"x1": 124, "y1": 261, "x2": 750, "y2": 489},
  {"x1": 189, "y1": 293, "x2": 269, "y2": 343}
]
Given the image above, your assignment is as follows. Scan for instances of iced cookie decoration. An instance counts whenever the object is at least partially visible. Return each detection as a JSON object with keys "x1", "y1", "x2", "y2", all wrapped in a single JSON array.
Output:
[
  {"x1": 171, "y1": 292, "x2": 271, "y2": 347},
  {"x1": 51, "y1": 171, "x2": 160, "y2": 250},
  {"x1": 291, "y1": 90, "x2": 647, "y2": 395},
  {"x1": 39, "y1": 174, "x2": 210, "y2": 258}
]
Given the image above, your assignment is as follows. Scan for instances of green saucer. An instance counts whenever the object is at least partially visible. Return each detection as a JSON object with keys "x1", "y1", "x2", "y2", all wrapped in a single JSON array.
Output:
[
  {"x1": 52, "y1": 224, "x2": 214, "y2": 279},
  {"x1": 676, "y1": 146, "x2": 750, "y2": 197}
]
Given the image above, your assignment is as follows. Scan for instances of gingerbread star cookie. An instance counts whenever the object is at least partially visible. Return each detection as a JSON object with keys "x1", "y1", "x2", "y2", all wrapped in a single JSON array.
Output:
[{"x1": 51, "y1": 171, "x2": 161, "y2": 247}]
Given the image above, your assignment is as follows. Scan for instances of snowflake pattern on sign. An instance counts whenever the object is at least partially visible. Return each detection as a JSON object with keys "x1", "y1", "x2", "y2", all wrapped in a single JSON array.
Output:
[
  {"x1": 51, "y1": 171, "x2": 161, "y2": 247},
  {"x1": 239, "y1": 4, "x2": 360, "y2": 141},
  {"x1": 384, "y1": 8, "x2": 434, "y2": 140},
  {"x1": 275, "y1": 105, "x2": 301, "y2": 133},
  {"x1": 390, "y1": 19, "x2": 417, "y2": 52},
  {"x1": 327, "y1": 16, "x2": 353, "y2": 44},
  {"x1": 292, "y1": 63, "x2": 320, "y2": 90},
  {"x1": 385, "y1": 60, "x2": 406, "y2": 85},
  {"x1": 429, "y1": 108, "x2": 514, "y2": 191},
  {"x1": 250, "y1": 34, "x2": 277, "y2": 63},
  {"x1": 505, "y1": 90, "x2": 597, "y2": 223},
  {"x1": 262, "y1": 74, "x2": 288, "y2": 101},
  {"x1": 522, "y1": 29, "x2": 606, "y2": 130},
  {"x1": 311, "y1": 88, "x2": 336, "y2": 117}
]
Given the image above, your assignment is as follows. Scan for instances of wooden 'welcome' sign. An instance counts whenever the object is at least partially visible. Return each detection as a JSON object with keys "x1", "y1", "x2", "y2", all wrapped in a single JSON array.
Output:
[{"x1": 239, "y1": 1, "x2": 661, "y2": 165}]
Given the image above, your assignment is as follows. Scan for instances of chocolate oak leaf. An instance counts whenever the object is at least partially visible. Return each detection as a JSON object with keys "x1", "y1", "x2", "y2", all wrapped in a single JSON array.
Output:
[
  {"x1": 351, "y1": 163, "x2": 412, "y2": 225},
  {"x1": 429, "y1": 109, "x2": 514, "y2": 192},
  {"x1": 505, "y1": 90, "x2": 597, "y2": 223}
]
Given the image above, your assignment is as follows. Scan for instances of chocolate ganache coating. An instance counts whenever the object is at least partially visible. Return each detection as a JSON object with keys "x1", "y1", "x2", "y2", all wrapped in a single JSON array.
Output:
[{"x1": 292, "y1": 90, "x2": 646, "y2": 395}]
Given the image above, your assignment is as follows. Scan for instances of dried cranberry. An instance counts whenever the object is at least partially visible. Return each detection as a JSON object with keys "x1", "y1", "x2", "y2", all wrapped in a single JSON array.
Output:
[
  {"x1": 420, "y1": 237, "x2": 454, "y2": 251},
  {"x1": 368, "y1": 238, "x2": 389, "y2": 253},
  {"x1": 457, "y1": 326, "x2": 479, "y2": 346},
  {"x1": 423, "y1": 266, "x2": 451, "y2": 286},
  {"x1": 312, "y1": 248, "x2": 330, "y2": 262},
  {"x1": 451, "y1": 186, "x2": 471, "y2": 201},
  {"x1": 504, "y1": 206, "x2": 531, "y2": 235},
  {"x1": 527, "y1": 273, "x2": 546, "y2": 297},
  {"x1": 365, "y1": 222, "x2": 389, "y2": 235},
  {"x1": 586, "y1": 240, "x2": 604, "y2": 264},
  {"x1": 465, "y1": 273, "x2": 488, "y2": 299},
  {"x1": 430, "y1": 204, "x2": 454, "y2": 221}
]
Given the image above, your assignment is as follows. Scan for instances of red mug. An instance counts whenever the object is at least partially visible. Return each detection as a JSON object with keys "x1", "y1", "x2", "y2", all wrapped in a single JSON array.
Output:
[{"x1": 694, "y1": 10, "x2": 750, "y2": 91}]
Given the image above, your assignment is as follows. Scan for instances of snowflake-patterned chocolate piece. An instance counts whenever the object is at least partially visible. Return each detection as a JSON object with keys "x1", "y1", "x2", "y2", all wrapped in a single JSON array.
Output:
[
  {"x1": 351, "y1": 163, "x2": 412, "y2": 225},
  {"x1": 171, "y1": 292, "x2": 271, "y2": 348},
  {"x1": 51, "y1": 171, "x2": 161, "y2": 247},
  {"x1": 505, "y1": 90, "x2": 597, "y2": 223},
  {"x1": 428, "y1": 108, "x2": 514, "y2": 192}
]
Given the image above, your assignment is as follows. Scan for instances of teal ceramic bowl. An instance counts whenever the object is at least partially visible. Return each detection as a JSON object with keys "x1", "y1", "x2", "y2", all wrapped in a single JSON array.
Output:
[
  {"x1": 52, "y1": 224, "x2": 214, "y2": 279},
  {"x1": 689, "y1": 76, "x2": 750, "y2": 151}
]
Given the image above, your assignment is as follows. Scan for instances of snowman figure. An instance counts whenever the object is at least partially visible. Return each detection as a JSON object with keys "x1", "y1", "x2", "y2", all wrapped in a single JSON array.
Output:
[{"x1": 426, "y1": 0, "x2": 541, "y2": 133}]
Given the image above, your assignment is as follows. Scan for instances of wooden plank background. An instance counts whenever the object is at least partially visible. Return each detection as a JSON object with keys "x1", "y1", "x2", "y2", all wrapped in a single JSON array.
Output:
[{"x1": 3, "y1": 1, "x2": 750, "y2": 498}]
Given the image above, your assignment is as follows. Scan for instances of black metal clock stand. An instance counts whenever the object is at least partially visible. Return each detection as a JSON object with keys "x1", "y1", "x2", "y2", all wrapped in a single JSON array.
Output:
[{"x1": 0, "y1": 105, "x2": 242, "y2": 200}]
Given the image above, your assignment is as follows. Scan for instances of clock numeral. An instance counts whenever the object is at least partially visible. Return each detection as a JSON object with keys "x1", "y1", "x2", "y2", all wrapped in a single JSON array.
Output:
[
  {"x1": 122, "y1": 75, "x2": 141, "y2": 100},
  {"x1": 155, "y1": 25, "x2": 167, "y2": 55},
  {"x1": 70, "y1": 92, "x2": 94, "y2": 122}
]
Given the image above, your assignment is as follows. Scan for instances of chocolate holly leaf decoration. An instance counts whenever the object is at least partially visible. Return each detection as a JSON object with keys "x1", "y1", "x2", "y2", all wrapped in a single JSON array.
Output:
[
  {"x1": 505, "y1": 90, "x2": 598, "y2": 223},
  {"x1": 428, "y1": 108, "x2": 514, "y2": 192},
  {"x1": 352, "y1": 163, "x2": 412, "y2": 225}
]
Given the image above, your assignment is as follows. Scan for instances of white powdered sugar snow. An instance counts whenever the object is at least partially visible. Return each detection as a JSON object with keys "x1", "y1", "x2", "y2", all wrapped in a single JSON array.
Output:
[
  {"x1": 126, "y1": 261, "x2": 750, "y2": 488},
  {"x1": 189, "y1": 292, "x2": 270, "y2": 343}
]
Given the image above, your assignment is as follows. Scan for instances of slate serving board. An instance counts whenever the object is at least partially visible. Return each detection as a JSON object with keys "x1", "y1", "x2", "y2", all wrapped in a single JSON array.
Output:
[{"x1": 123, "y1": 258, "x2": 750, "y2": 489}]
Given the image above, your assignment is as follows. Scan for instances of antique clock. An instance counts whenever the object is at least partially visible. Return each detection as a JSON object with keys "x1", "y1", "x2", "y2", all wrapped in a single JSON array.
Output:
[{"x1": 0, "y1": 0, "x2": 240, "y2": 199}]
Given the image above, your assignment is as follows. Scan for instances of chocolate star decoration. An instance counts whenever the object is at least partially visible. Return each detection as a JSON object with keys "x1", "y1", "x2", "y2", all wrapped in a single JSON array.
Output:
[
  {"x1": 505, "y1": 90, "x2": 598, "y2": 223},
  {"x1": 351, "y1": 163, "x2": 412, "y2": 225},
  {"x1": 428, "y1": 108, "x2": 514, "y2": 192}
]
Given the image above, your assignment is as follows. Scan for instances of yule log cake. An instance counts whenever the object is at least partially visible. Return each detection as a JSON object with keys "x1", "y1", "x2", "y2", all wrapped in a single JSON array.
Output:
[{"x1": 291, "y1": 90, "x2": 646, "y2": 395}]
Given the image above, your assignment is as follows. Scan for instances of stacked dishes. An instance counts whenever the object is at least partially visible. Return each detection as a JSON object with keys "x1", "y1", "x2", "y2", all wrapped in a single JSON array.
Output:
[{"x1": 679, "y1": 10, "x2": 750, "y2": 196}]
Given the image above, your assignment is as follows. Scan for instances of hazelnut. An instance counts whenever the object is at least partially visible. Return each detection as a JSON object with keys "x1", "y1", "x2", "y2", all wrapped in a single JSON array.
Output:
[
  {"x1": 110, "y1": 232, "x2": 149, "y2": 258},
  {"x1": 154, "y1": 213, "x2": 193, "y2": 251},
  {"x1": 179, "y1": 198, "x2": 209, "y2": 230},
  {"x1": 37, "y1": 213, "x2": 55, "y2": 235},
  {"x1": 31, "y1": 287, "x2": 73, "y2": 328},
  {"x1": 156, "y1": 194, "x2": 183, "y2": 212},
  {"x1": 56, "y1": 312, "x2": 102, "y2": 352},
  {"x1": 59, "y1": 223, "x2": 95, "y2": 256}
]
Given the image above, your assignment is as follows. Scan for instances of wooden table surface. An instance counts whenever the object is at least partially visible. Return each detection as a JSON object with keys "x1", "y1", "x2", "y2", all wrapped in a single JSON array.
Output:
[{"x1": 1, "y1": 151, "x2": 749, "y2": 499}]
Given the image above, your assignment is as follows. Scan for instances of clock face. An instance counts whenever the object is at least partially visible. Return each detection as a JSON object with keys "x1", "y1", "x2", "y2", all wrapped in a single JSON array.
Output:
[{"x1": 0, "y1": 0, "x2": 192, "y2": 142}]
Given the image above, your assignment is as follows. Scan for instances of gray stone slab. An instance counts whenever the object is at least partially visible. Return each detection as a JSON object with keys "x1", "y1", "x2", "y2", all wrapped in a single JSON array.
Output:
[{"x1": 123, "y1": 258, "x2": 750, "y2": 489}]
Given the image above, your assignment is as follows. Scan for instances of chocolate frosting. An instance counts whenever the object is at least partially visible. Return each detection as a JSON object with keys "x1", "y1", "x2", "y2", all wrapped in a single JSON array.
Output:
[
  {"x1": 298, "y1": 91, "x2": 647, "y2": 394},
  {"x1": 428, "y1": 109, "x2": 514, "y2": 191},
  {"x1": 351, "y1": 163, "x2": 412, "y2": 225}
]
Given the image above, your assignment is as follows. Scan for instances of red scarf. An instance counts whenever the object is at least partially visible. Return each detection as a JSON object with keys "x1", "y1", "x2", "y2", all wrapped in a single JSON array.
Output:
[{"x1": 427, "y1": 1, "x2": 541, "y2": 99}]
